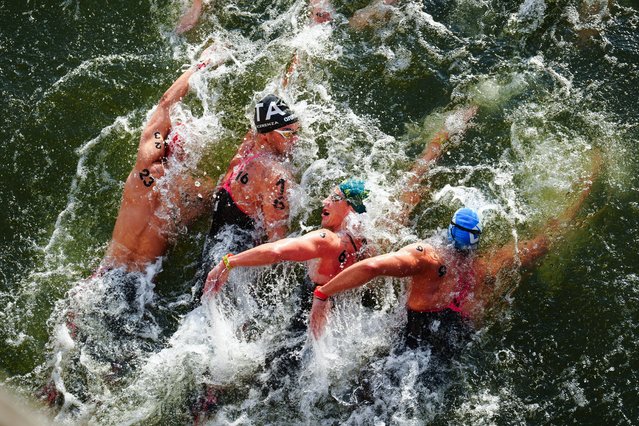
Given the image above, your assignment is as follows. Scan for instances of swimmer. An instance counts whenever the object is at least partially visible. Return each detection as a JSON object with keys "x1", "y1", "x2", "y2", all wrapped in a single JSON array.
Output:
[
  {"x1": 310, "y1": 153, "x2": 601, "y2": 359},
  {"x1": 206, "y1": 94, "x2": 299, "y2": 244},
  {"x1": 201, "y1": 179, "x2": 371, "y2": 404},
  {"x1": 203, "y1": 179, "x2": 371, "y2": 297},
  {"x1": 192, "y1": 93, "x2": 301, "y2": 302},
  {"x1": 103, "y1": 47, "x2": 227, "y2": 272},
  {"x1": 41, "y1": 48, "x2": 229, "y2": 408}
]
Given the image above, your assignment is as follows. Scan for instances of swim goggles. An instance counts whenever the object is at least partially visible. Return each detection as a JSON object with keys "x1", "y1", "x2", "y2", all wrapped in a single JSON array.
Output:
[
  {"x1": 330, "y1": 192, "x2": 345, "y2": 202},
  {"x1": 273, "y1": 128, "x2": 298, "y2": 139}
]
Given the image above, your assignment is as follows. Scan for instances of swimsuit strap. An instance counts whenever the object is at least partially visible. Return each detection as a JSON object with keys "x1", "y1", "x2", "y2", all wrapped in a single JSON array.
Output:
[
  {"x1": 345, "y1": 232, "x2": 369, "y2": 262},
  {"x1": 345, "y1": 232, "x2": 358, "y2": 252},
  {"x1": 220, "y1": 150, "x2": 265, "y2": 193},
  {"x1": 446, "y1": 260, "x2": 474, "y2": 314}
]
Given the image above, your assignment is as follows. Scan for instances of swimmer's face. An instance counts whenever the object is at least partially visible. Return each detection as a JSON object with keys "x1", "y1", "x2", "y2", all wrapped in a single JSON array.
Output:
[
  {"x1": 321, "y1": 187, "x2": 352, "y2": 230},
  {"x1": 266, "y1": 122, "x2": 300, "y2": 153}
]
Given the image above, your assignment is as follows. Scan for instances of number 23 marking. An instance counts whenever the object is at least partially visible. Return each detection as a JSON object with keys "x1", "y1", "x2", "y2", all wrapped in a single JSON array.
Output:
[{"x1": 139, "y1": 168, "x2": 155, "y2": 187}]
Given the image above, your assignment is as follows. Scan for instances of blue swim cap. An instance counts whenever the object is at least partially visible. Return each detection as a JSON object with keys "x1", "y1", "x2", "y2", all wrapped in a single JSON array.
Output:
[
  {"x1": 338, "y1": 179, "x2": 369, "y2": 214},
  {"x1": 448, "y1": 208, "x2": 482, "y2": 250}
]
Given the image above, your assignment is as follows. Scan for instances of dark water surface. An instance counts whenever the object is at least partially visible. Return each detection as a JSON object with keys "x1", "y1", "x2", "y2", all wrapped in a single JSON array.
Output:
[{"x1": 1, "y1": 0, "x2": 638, "y2": 424}]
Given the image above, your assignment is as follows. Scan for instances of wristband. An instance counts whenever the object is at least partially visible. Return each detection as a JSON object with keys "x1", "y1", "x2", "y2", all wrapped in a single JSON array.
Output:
[
  {"x1": 222, "y1": 253, "x2": 233, "y2": 270},
  {"x1": 313, "y1": 286, "x2": 329, "y2": 301},
  {"x1": 196, "y1": 61, "x2": 208, "y2": 70}
]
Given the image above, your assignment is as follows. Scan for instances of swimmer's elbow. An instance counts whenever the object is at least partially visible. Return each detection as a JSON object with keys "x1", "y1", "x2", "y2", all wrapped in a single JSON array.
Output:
[
  {"x1": 361, "y1": 260, "x2": 384, "y2": 277},
  {"x1": 265, "y1": 244, "x2": 285, "y2": 263}
]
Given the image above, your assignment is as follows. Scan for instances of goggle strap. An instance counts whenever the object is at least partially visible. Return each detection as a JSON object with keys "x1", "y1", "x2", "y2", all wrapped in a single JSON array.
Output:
[{"x1": 450, "y1": 221, "x2": 481, "y2": 236}]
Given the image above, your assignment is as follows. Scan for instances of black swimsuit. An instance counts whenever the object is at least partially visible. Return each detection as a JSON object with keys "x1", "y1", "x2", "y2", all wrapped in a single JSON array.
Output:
[
  {"x1": 208, "y1": 187, "x2": 256, "y2": 238},
  {"x1": 404, "y1": 308, "x2": 473, "y2": 358},
  {"x1": 193, "y1": 188, "x2": 261, "y2": 302}
]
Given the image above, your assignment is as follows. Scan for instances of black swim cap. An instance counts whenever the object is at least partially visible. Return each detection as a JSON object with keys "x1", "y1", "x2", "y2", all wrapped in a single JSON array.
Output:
[{"x1": 254, "y1": 95, "x2": 298, "y2": 134}]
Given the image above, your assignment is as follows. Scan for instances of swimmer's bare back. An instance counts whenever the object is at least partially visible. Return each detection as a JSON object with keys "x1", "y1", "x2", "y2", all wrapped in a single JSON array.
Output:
[{"x1": 106, "y1": 52, "x2": 224, "y2": 270}]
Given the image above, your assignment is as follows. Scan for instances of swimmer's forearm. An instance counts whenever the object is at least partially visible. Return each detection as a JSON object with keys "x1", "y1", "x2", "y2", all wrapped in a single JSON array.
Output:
[
  {"x1": 320, "y1": 260, "x2": 379, "y2": 297},
  {"x1": 226, "y1": 242, "x2": 284, "y2": 269},
  {"x1": 397, "y1": 132, "x2": 447, "y2": 215},
  {"x1": 176, "y1": 0, "x2": 203, "y2": 34},
  {"x1": 141, "y1": 66, "x2": 198, "y2": 146},
  {"x1": 321, "y1": 250, "x2": 421, "y2": 296},
  {"x1": 226, "y1": 236, "x2": 319, "y2": 269},
  {"x1": 408, "y1": 132, "x2": 447, "y2": 183},
  {"x1": 144, "y1": 57, "x2": 216, "y2": 141},
  {"x1": 158, "y1": 67, "x2": 197, "y2": 109}
]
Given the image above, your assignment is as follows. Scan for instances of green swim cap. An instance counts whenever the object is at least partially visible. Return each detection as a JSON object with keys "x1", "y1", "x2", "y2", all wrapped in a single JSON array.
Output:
[{"x1": 339, "y1": 179, "x2": 369, "y2": 214}]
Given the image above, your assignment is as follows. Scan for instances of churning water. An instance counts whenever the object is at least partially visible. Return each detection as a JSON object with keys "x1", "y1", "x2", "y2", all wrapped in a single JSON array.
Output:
[{"x1": 1, "y1": 0, "x2": 638, "y2": 424}]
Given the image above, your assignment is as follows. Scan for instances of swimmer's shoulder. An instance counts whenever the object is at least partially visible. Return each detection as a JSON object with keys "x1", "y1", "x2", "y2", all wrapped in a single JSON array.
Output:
[
  {"x1": 253, "y1": 155, "x2": 295, "y2": 182},
  {"x1": 299, "y1": 229, "x2": 341, "y2": 252},
  {"x1": 402, "y1": 242, "x2": 441, "y2": 265}
]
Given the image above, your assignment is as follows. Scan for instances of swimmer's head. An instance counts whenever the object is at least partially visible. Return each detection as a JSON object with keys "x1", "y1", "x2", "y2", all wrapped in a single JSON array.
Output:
[
  {"x1": 254, "y1": 94, "x2": 298, "y2": 134},
  {"x1": 448, "y1": 208, "x2": 481, "y2": 251},
  {"x1": 338, "y1": 179, "x2": 369, "y2": 214},
  {"x1": 322, "y1": 179, "x2": 369, "y2": 229}
]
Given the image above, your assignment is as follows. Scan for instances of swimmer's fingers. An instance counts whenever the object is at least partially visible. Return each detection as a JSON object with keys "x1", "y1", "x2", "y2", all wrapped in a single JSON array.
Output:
[
  {"x1": 203, "y1": 262, "x2": 229, "y2": 298},
  {"x1": 310, "y1": 297, "x2": 331, "y2": 339},
  {"x1": 198, "y1": 43, "x2": 232, "y2": 69}
]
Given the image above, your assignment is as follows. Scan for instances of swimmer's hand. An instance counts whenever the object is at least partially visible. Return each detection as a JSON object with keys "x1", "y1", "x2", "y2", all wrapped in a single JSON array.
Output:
[
  {"x1": 444, "y1": 105, "x2": 478, "y2": 142},
  {"x1": 197, "y1": 44, "x2": 232, "y2": 70},
  {"x1": 349, "y1": 0, "x2": 396, "y2": 30},
  {"x1": 309, "y1": 296, "x2": 331, "y2": 339},
  {"x1": 203, "y1": 261, "x2": 229, "y2": 299},
  {"x1": 176, "y1": 0, "x2": 203, "y2": 34},
  {"x1": 310, "y1": 0, "x2": 333, "y2": 25}
]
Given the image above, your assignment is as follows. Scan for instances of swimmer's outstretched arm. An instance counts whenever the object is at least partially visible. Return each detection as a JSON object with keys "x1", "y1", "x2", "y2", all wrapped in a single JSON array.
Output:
[
  {"x1": 310, "y1": 244, "x2": 431, "y2": 338},
  {"x1": 321, "y1": 246, "x2": 428, "y2": 296},
  {"x1": 137, "y1": 67, "x2": 198, "y2": 167},
  {"x1": 138, "y1": 47, "x2": 227, "y2": 167},
  {"x1": 482, "y1": 149, "x2": 602, "y2": 279},
  {"x1": 397, "y1": 105, "x2": 477, "y2": 222},
  {"x1": 280, "y1": 0, "x2": 335, "y2": 87},
  {"x1": 397, "y1": 130, "x2": 448, "y2": 219},
  {"x1": 176, "y1": 0, "x2": 203, "y2": 34},
  {"x1": 202, "y1": 230, "x2": 339, "y2": 298}
]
